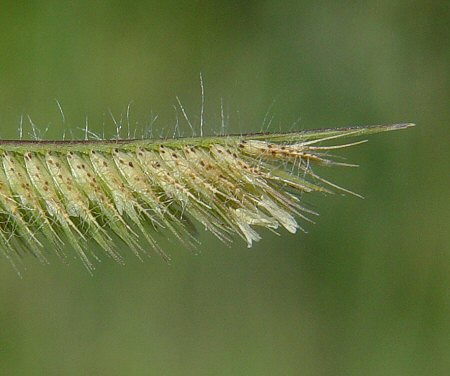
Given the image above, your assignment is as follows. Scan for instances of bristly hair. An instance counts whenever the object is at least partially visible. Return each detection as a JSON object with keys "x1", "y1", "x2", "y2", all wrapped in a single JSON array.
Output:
[{"x1": 0, "y1": 123, "x2": 414, "y2": 273}]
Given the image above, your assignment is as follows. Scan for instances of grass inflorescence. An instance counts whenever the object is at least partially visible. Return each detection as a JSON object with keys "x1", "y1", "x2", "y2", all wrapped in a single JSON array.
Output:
[{"x1": 0, "y1": 123, "x2": 413, "y2": 272}]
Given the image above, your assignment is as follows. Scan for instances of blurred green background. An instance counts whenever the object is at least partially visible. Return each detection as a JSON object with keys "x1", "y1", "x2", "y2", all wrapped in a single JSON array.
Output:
[{"x1": 0, "y1": 1, "x2": 449, "y2": 375}]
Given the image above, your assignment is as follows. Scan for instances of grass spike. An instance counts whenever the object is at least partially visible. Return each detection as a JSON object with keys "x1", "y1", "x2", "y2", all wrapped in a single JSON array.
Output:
[{"x1": 0, "y1": 123, "x2": 414, "y2": 271}]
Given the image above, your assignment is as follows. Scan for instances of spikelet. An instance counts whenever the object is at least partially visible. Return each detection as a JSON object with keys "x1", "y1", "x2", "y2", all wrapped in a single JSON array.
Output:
[{"x1": 0, "y1": 123, "x2": 413, "y2": 272}]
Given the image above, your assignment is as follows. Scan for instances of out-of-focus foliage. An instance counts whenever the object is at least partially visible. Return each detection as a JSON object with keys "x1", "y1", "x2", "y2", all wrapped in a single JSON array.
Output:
[{"x1": 0, "y1": 1, "x2": 448, "y2": 375}]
